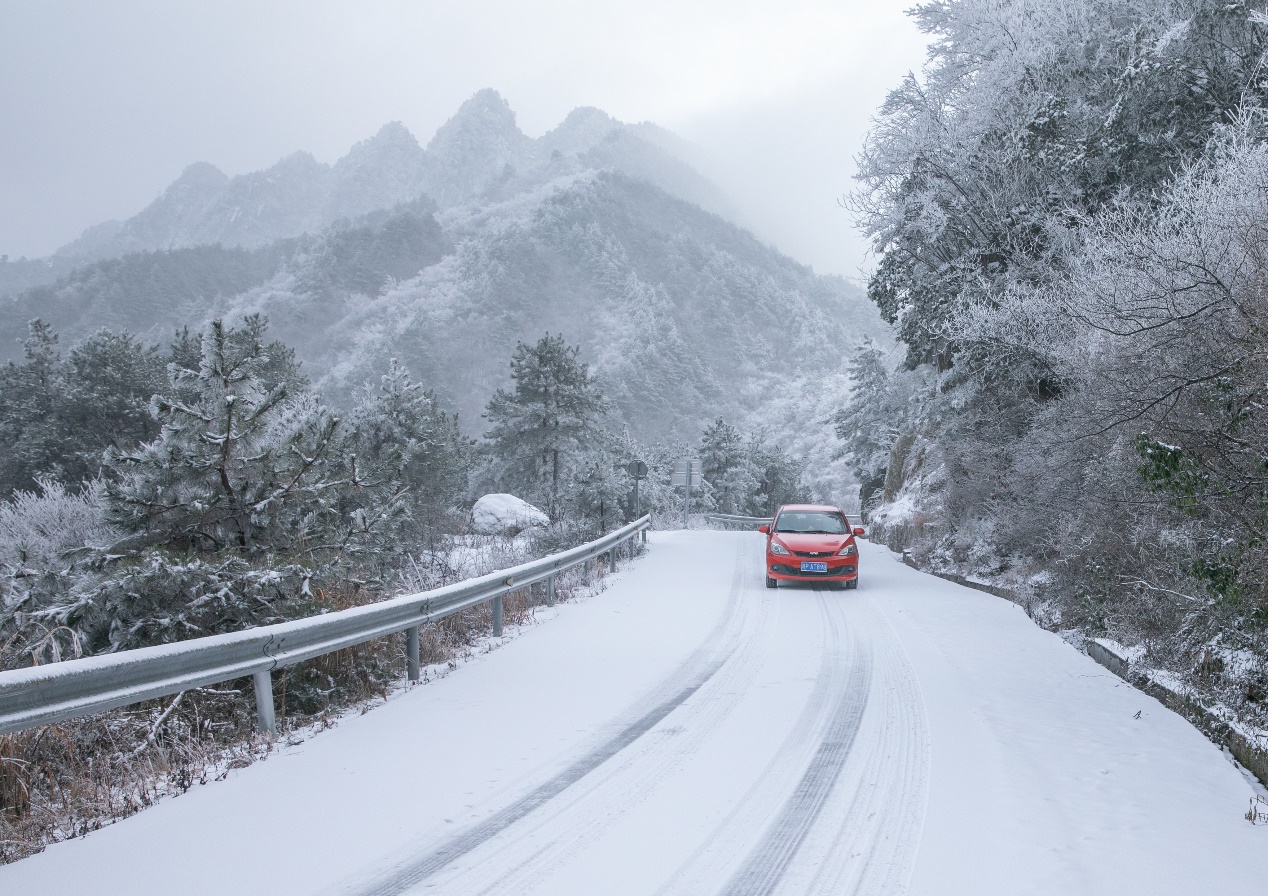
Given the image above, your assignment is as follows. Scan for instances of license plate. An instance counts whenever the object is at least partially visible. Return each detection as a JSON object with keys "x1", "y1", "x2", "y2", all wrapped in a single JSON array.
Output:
[{"x1": 800, "y1": 561, "x2": 828, "y2": 573}]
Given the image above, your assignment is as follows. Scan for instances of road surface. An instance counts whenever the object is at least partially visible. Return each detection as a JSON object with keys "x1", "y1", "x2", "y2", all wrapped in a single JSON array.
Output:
[{"x1": 4, "y1": 531, "x2": 1265, "y2": 894}]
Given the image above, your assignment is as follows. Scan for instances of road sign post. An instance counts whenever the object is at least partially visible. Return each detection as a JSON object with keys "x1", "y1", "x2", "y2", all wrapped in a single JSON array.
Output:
[
  {"x1": 685, "y1": 462, "x2": 691, "y2": 528},
  {"x1": 627, "y1": 460, "x2": 648, "y2": 520},
  {"x1": 672, "y1": 458, "x2": 703, "y2": 529}
]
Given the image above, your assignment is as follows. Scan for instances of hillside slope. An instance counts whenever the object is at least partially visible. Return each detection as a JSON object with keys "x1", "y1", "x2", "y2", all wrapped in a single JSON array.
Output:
[{"x1": 221, "y1": 170, "x2": 884, "y2": 446}]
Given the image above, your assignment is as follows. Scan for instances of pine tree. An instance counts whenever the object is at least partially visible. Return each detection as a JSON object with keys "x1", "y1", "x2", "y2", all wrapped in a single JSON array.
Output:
[
  {"x1": 569, "y1": 447, "x2": 628, "y2": 535},
  {"x1": 0, "y1": 321, "x2": 66, "y2": 495},
  {"x1": 103, "y1": 316, "x2": 341, "y2": 553},
  {"x1": 832, "y1": 337, "x2": 927, "y2": 508},
  {"x1": 700, "y1": 417, "x2": 756, "y2": 514},
  {"x1": 484, "y1": 334, "x2": 609, "y2": 519},
  {"x1": 753, "y1": 439, "x2": 807, "y2": 516},
  {"x1": 349, "y1": 359, "x2": 471, "y2": 536},
  {"x1": 0, "y1": 323, "x2": 167, "y2": 497}
]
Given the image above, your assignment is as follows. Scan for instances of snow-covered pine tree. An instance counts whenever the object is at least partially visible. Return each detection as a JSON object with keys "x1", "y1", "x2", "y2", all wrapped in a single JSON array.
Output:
[
  {"x1": 483, "y1": 334, "x2": 609, "y2": 520},
  {"x1": 751, "y1": 437, "x2": 808, "y2": 516},
  {"x1": 102, "y1": 315, "x2": 341, "y2": 554},
  {"x1": 832, "y1": 338, "x2": 928, "y2": 513},
  {"x1": 0, "y1": 323, "x2": 166, "y2": 498},
  {"x1": 568, "y1": 446, "x2": 629, "y2": 535},
  {"x1": 0, "y1": 321, "x2": 66, "y2": 496},
  {"x1": 700, "y1": 417, "x2": 758, "y2": 514},
  {"x1": 349, "y1": 358, "x2": 472, "y2": 541}
]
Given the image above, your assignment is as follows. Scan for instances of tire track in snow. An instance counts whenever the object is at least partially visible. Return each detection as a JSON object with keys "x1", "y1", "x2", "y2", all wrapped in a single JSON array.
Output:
[
  {"x1": 718, "y1": 588, "x2": 873, "y2": 896},
  {"x1": 785, "y1": 593, "x2": 929, "y2": 896},
  {"x1": 423, "y1": 548, "x2": 774, "y2": 896},
  {"x1": 335, "y1": 542, "x2": 755, "y2": 896},
  {"x1": 650, "y1": 588, "x2": 852, "y2": 896}
]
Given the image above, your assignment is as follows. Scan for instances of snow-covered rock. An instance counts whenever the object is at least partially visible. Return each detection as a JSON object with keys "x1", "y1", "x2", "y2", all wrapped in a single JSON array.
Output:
[{"x1": 471, "y1": 494, "x2": 549, "y2": 535}]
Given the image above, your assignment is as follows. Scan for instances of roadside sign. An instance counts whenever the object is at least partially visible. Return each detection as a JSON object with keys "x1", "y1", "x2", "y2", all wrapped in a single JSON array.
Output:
[
  {"x1": 672, "y1": 457, "x2": 702, "y2": 528},
  {"x1": 671, "y1": 459, "x2": 702, "y2": 487}
]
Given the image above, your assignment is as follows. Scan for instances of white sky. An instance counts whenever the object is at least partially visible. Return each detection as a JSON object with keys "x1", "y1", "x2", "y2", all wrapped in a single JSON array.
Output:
[{"x1": 0, "y1": 0, "x2": 929, "y2": 279}]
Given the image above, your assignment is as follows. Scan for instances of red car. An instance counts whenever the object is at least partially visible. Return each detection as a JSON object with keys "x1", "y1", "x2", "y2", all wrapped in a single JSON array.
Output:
[{"x1": 759, "y1": 504, "x2": 866, "y2": 589}]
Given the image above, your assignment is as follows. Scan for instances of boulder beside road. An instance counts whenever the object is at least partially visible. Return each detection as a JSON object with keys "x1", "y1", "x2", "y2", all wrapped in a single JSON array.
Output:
[{"x1": 471, "y1": 493, "x2": 549, "y2": 535}]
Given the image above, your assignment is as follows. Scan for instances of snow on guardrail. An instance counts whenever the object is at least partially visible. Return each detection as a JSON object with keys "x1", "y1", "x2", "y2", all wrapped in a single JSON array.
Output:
[{"x1": 0, "y1": 516, "x2": 651, "y2": 737}]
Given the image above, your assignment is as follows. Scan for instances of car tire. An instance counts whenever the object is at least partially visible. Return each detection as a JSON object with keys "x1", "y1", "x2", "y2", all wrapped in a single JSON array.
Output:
[
  {"x1": 845, "y1": 579, "x2": 858, "y2": 590},
  {"x1": 765, "y1": 576, "x2": 777, "y2": 589}
]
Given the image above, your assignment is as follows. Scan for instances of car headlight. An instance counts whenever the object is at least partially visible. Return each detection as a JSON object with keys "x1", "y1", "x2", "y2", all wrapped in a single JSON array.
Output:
[
  {"x1": 770, "y1": 541, "x2": 790, "y2": 555},
  {"x1": 837, "y1": 542, "x2": 857, "y2": 557}
]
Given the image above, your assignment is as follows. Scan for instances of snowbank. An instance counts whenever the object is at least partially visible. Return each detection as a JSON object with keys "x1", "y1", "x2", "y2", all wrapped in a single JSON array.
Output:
[{"x1": 471, "y1": 494, "x2": 549, "y2": 535}]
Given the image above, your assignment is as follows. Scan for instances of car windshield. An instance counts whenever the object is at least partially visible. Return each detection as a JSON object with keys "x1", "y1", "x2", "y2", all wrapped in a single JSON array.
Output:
[{"x1": 774, "y1": 511, "x2": 847, "y2": 535}]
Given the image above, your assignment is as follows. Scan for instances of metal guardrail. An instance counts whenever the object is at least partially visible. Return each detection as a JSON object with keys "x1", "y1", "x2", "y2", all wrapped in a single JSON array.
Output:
[
  {"x1": 706, "y1": 510, "x2": 865, "y2": 529},
  {"x1": 704, "y1": 513, "x2": 772, "y2": 529},
  {"x1": 0, "y1": 515, "x2": 652, "y2": 737}
]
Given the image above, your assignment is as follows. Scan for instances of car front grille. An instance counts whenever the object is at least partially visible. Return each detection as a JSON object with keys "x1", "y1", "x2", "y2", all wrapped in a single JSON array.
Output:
[
  {"x1": 771, "y1": 563, "x2": 855, "y2": 577},
  {"x1": 793, "y1": 550, "x2": 833, "y2": 557}
]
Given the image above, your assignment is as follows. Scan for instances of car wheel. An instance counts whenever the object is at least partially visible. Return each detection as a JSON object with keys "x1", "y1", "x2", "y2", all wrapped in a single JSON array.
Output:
[
  {"x1": 765, "y1": 576, "x2": 777, "y2": 589},
  {"x1": 845, "y1": 579, "x2": 858, "y2": 590}
]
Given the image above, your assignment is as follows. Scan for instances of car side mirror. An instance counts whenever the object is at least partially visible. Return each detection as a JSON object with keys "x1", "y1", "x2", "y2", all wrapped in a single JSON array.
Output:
[
  {"x1": 758, "y1": 524, "x2": 770, "y2": 534},
  {"x1": 853, "y1": 527, "x2": 866, "y2": 537}
]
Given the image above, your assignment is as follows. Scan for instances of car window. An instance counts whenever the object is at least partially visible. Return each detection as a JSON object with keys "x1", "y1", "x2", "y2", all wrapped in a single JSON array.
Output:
[{"x1": 773, "y1": 511, "x2": 848, "y2": 534}]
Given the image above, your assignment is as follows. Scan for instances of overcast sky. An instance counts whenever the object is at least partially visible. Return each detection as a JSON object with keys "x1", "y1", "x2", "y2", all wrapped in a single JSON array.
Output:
[{"x1": 0, "y1": 1, "x2": 929, "y2": 280}]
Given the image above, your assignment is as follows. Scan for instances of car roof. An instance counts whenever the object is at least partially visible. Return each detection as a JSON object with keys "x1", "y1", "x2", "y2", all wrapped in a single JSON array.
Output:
[{"x1": 776, "y1": 504, "x2": 845, "y2": 513}]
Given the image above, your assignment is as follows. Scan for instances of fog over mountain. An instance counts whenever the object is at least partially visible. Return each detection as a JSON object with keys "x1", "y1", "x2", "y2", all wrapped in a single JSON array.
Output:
[
  {"x1": 41, "y1": 90, "x2": 735, "y2": 268},
  {"x1": 0, "y1": 89, "x2": 882, "y2": 497}
]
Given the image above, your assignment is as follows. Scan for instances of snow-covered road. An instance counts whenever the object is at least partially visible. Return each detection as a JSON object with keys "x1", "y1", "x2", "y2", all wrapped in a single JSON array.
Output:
[{"x1": 5, "y1": 531, "x2": 1266, "y2": 894}]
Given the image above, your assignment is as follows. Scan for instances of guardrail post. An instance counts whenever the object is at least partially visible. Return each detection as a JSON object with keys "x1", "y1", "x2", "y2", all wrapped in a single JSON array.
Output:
[
  {"x1": 406, "y1": 626, "x2": 420, "y2": 682},
  {"x1": 493, "y1": 594, "x2": 504, "y2": 637},
  {"x1": 253, "y1": 670, "x2": 276, "y2": 735},
  {"x1": 609, "y1": 546, "x2": 617, "y2": 573},
  {"x1": 546, "y1": 574, "x2": 555, "y2": 606}
]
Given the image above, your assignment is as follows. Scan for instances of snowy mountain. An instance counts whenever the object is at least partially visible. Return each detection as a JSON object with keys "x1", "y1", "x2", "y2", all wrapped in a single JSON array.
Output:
[
  {"x1": 46, "y1": 89, "x2": 733, "y2": 267},
  {"x1": 255, "y1": 171, "x2": 883, "y2": 442},
  {"x1": 1, "y1": 90, "x2": 884, "y2": 492}
]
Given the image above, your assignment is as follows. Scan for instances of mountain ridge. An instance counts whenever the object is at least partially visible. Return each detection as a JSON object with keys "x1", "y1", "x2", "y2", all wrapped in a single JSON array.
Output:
[{"x1": 47, "y1": 90, "x2": 733, "y2": 268}]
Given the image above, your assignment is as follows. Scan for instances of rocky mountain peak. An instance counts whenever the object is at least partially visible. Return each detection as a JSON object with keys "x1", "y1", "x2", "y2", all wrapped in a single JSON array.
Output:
[
  {"x1": 422, "y1": 90, "x2": 531, "y2": 206},
  {"x1": 541, "y1": 107, "x2": 619, "y2": 156},
  {"x1": 173, "y1": 161, "x2": 229, "y2": 192},
  {"x1": 340, "y1": 121, "x2": 422, "y2": 163},
  {"x1": 329, "y1": 122, "x2": 428, "y2": 219}
]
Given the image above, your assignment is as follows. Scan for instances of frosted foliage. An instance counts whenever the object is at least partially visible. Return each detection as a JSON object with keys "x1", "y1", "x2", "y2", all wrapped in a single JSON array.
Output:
[
  {"x1": 0, "y1": 481, "x2": 114, "y2": 571},
  {"x1": 847, "y1": 0, "x2": 1268, "y2": 733},
  {"x1": 484, "y1": 334, "x2": 610, "y2": 520},
  {"x1": 854, "y1": 0, "x2": 1268, "y2": 366},
  {"x1": 103, "y1": 315, "x2": 343, "y2": 554},
  {"x1": 567, "y1": 446, "x2": 630, "y2": 533}
]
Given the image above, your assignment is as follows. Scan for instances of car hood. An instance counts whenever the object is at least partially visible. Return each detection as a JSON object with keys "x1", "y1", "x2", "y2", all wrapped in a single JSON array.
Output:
[{"x1": 773, "y1": 533, "x2": 849, "y2": 552}]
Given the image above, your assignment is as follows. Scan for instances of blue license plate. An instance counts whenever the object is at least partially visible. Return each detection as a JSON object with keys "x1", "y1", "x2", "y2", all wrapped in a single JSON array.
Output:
[{"x1": 800, "y1": 561, "x2": 828, "y2": 573}]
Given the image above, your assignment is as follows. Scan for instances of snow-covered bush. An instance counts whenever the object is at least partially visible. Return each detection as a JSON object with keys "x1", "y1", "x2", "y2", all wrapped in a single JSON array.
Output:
[{"x1": 0, "y1": 479, "x2": 114, "y2": 572}]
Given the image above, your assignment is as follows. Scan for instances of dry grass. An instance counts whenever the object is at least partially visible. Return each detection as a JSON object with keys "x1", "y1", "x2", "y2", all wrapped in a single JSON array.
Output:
[{"x1": 0, "y1": 687, "x2": 264, "y2": 864}]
